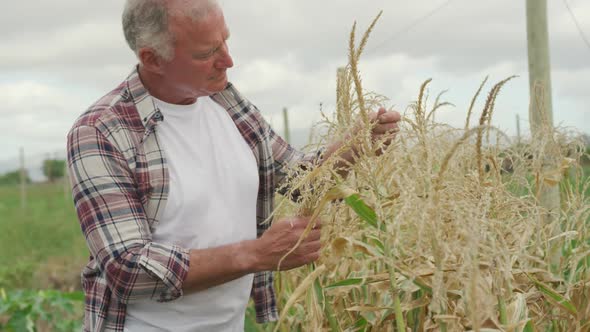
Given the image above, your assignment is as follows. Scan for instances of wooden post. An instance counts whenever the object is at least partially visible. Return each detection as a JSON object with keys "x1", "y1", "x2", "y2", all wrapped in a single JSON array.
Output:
[
  {"x1": 19, "y1": 147, "x2": 26, "y2": 210},
  {"x1": 526, "y1": 0, "x2": 560, "y2": 220},
  {"x1": 64, "y1": 158, "x2": 70, "y2": 202},
  {"x1": 282, "y1": 107, "x2": 291, "y2": 144},
  {"x1": 516, "y1": 114, "x2": 521, "y2": 145},
  {"x1": 526, "y1": 0, "x2": 554, "y2": 130},
  {"x1": 308, "y1": 123, "x2": 316, "y2": 146},
  {"x1": 526, "y1": 0, "x2": 561, "y2": 270}
]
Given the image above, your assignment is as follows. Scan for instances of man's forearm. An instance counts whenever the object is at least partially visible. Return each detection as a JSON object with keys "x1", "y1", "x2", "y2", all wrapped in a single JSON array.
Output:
[
  {"x1": 182, "y1": 239, "x2": 262, "y2": 293},
  {"x1": 181, "y1": 216, "x2": 322, "y2": 294}
]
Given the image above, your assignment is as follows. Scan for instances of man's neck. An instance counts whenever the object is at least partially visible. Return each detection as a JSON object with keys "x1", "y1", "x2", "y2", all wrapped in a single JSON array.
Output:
[{"x1": 137, "y1": 65, "x2": 198, "y2": 105}]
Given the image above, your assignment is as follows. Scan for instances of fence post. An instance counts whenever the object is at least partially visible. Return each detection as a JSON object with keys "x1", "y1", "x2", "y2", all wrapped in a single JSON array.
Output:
[
  {"x1": 64, "y1": 158, "x2": 70, "y2": 202},
  {"x1": 283, "y1": 107, "x2": 291, "y2": 144},
  {"x1": 19, "y1": 147, "x2": 27, "y2": 210}
]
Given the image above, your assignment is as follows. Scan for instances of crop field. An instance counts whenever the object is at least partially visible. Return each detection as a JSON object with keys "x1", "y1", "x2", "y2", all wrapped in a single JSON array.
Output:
[
  {"x1": 0, "y1": 164, "x2": 588, "y2": 331},
  {"x1": 0, "y1": 165, "x2": 587, "y2": 330}
]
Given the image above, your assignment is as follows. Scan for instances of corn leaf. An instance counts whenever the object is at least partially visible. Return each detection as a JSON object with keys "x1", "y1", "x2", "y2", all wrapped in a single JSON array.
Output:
[
  {"x1": 346, "y1": 305, "x2": 392, "y2": 312},
  {"x1": 523, "y1": 320, "x2": 535, "y2": 332},
  {"x1": 367, "y1": 236, "x2": 385, "y2": 255},
  {"x1": 527, "y1": 274, "x2": 578, "y2": 316},
  {"x1": 325, "y1": 278, "x2": 364, "y2": 289},
  {"x1": 274, "y1": 265, "x2": 326, "y2": 332},
  {"x1": 344, "y1": 194, "x2": 378, "y2": 228},
  {"x1": 353, "y1": 316, "x2": 368, "y2": 331}
]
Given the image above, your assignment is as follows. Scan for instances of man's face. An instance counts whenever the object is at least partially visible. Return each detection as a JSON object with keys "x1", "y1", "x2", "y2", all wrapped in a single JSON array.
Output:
[{"x1": 161, "y1": 8, "x2": 233, "y2": 103}]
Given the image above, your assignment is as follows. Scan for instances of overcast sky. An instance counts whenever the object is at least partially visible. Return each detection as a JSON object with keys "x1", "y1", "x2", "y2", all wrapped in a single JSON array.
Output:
[{"x1": 0, "y1": 0, "x2": 589, "y2": 176}]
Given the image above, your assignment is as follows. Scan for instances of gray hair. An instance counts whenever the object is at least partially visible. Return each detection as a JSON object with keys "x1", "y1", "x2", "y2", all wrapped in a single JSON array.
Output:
[{"x1": 122, "y1": 0, "x2": 220, "y2": 61}]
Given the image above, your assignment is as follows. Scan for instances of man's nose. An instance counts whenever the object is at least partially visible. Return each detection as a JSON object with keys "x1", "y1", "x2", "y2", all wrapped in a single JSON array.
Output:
[{"x1": 215, "y1": 42, "x2": 233, "y2": 69}]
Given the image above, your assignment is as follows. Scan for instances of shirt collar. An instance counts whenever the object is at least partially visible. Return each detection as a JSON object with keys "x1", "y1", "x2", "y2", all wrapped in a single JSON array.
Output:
[
  {"x1": 123, "y1": 65, "x2": 163, "y2": 130},
  {"x1": 122, "y1": 65, "x2": 240, "y2": 130}
]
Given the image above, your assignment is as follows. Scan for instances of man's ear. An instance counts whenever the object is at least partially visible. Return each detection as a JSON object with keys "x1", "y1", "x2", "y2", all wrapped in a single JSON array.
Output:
[{"x1": 138, "y1": 48, "x2": 165, "y2": 75}]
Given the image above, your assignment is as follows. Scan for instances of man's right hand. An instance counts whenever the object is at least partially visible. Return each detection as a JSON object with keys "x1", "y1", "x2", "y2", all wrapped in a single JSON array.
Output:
[
  {"x1": 182, "y1": 216, "x2": 322, "y2": 293},
  {"x1": 253, "y1": 216, "x2": 322, "y2": 271}
]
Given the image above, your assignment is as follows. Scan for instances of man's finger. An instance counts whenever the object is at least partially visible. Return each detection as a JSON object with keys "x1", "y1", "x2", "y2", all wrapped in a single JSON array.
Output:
[
  {"x1": 377, "y1": 111, "x2": 401, "y2": 124},
  {"x1": 307, "y1": 229, "x2": 321, "y2": 241},
  {"x1": 311, "y1": 217, "x2": 322, "y2": 227},
  {"x1": 287, "y1": 217, "x2": 310, "y2": 229},
  {"x1": 373, "y1": 122, "x2": 399, "y2": 135},
  {"x1": 307, "y1": 240, "x2": 322, "y2": 252}
]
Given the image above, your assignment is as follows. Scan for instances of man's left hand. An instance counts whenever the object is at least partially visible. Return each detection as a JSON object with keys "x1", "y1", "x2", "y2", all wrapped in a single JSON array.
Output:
[
  {"x1": 321, "y1": 107, "x2": 401, "y2": 173},
  {"x1": 369, "y1": 107, "x2": 401, "y2": 147}
]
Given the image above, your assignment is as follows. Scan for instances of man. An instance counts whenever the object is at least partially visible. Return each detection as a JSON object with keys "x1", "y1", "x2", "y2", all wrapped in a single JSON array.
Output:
[{"x1": 67, "y1": 0, "x2": 400, "y2": 331}]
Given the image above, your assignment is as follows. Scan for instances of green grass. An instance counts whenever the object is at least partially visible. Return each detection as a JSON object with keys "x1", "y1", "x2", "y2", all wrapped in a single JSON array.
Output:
[
  {"x1": 0, "y1": 182, "x2": 88, "y2": 290},
  {"x1": 505, "y1": 164, "x2": 590, "y2": 199}
]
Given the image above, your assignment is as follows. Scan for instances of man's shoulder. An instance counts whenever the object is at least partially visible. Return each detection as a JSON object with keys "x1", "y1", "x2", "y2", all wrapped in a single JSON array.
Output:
[
  {"x1": 214, "y1": 82, "x2": 252, "y2": 110},
  {"x1": 214, "y1": 82, "x2": 265, "y2": 125},
  {"x1": 70, "y1": 81, "x2": 143, "y2": 136}
]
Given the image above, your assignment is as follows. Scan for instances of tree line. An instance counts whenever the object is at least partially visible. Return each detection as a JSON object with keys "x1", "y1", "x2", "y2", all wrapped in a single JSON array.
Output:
[{"x1": 0, "y1": 159, "x2": 66, "y2": 185}]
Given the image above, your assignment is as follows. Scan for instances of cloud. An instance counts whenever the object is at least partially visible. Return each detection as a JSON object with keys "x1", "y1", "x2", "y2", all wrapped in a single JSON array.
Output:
[
  {"x1": 2, "y1": 21, "x2": 118, "y2": 66},
  {"x1": 0, "y1": 81, "x2": 91, "y2": 157}
]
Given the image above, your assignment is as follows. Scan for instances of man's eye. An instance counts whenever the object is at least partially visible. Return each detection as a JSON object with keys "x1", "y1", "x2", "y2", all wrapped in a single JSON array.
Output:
[
  {"x1": 194, "y1": 53, "x2": 212, "y2": 59},
  {"x1": 194, "y1": 48, "x2": 218, "y2": 59}
]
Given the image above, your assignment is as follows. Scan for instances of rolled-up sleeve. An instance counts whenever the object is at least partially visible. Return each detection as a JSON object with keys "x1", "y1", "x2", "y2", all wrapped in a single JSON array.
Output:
[{"x1": 67, "y1": 125, "x2": 190, "y2": 304}]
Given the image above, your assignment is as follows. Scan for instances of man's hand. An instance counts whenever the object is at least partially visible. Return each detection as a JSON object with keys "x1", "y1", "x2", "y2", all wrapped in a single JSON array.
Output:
[
  {"x1": 321, "y1": 107, "x2": 401, "y2": 171},
  {"x1": 253, "y1": 216, "x2": 321, "y2": 271},
  {"x1": 369, "y1": 107, "x2": 401, "y2": 147},
  {"x1": 182, "y1": 216, "x2": 321, "y2": 293}
]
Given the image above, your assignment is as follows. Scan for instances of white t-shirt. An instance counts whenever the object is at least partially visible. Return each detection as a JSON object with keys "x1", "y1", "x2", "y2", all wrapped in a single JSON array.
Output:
[{"x1": 125, "y1": 96, "x2": 259, "y2": 332}]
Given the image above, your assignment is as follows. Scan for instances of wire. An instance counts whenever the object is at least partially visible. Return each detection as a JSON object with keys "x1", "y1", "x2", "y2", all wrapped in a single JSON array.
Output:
[
  {"x1": 562, "y1": 0, "x2": 590, "y2": 52},
  {"x1": 366, "y1": 0, "x2": 455, "y2": 54}
]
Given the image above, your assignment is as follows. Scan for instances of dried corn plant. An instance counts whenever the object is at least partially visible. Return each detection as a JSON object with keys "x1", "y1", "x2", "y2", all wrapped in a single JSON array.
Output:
[{"x1": 268, "y1": 12, "x2": 590, "y2": 332}]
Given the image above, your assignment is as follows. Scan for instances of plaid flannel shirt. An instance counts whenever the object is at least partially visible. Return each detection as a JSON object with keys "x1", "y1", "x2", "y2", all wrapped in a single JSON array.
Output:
[{"x1": 67, "y1": 67, "x2": 320, "y2": 332}]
